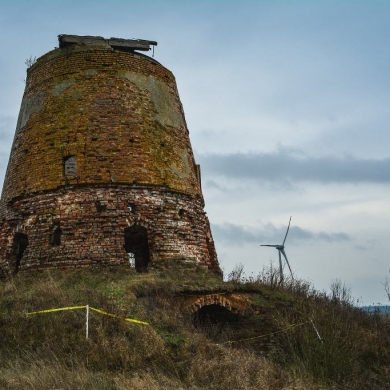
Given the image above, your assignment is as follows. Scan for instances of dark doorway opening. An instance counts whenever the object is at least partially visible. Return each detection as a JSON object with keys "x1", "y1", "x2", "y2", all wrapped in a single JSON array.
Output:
[
  {"x1": 12, "y1": 232, "x2": 29, "y2": 273},
  {"x1": 192, "y1": 304, "x2": 241, "y2": 339},
  {"x1": 193, "y1": 304, "x2": 240, "y2": 327},
  {"x1": 124, "y1": 225, "x2": 150, "y2": 272}
]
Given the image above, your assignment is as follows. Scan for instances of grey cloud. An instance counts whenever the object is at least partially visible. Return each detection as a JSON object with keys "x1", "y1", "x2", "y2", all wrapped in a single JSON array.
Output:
[
  {"x1": 0, "y1": 150, "x2": 10, "y2": 172},
  {"x1": 211, "y1": 222, "x2": 351, "y2": 247},
  {"x1": 203, "y1": 179, "x2": 256, "y2": 194},
  {"x1": 0, "y1": 116, "x2": 16, "y2": 145},
  {"x1": 212, "y1": 223, "x2": 259, "y2": 246},
  {"x1": 0, "y1": 115, "x2": 19, "y2": 198},
  {"x1": 300, "y1": 227, "x2": 350, "y2": 242},
  {"x1": 0, "y1": 117, "x2": 13, "y2": 165},
  {"x1": 355, "y1": 245, "x2": 369, "y2": 251},
  {"x1": 203, "y1": 179, "x2": 228, "y2": 192},
  {"x1": 198, "y1": 150, "x2": 390, "y2": 184}
]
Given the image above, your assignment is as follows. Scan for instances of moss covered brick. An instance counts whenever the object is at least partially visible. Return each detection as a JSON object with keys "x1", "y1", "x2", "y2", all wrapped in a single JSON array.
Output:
[{"x1": 0, "y1": 38, "x2": 220, "y2": 278}]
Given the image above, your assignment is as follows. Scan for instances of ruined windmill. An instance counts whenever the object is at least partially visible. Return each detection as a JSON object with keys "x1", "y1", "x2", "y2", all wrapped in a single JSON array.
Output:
[
  {"x1": 261, "y1": 217, "x2": 294, "y2": 282},
  {"x1": 0, "y1": 34, "x2": 221, "y2": 278}
]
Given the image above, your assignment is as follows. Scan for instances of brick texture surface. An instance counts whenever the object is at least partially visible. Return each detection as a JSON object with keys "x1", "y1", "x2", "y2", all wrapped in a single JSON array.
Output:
[{"x1": 0, "y1": 43, "x2": 220, "y2": 277}]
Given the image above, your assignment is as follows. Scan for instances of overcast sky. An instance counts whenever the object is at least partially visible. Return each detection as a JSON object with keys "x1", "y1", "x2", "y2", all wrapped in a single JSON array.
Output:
[{"x1": 1, "y1": 0, "x2": 389, "y2": 305}]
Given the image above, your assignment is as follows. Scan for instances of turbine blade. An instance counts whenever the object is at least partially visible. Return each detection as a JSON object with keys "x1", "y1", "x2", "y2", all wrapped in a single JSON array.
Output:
[
  {"x1": 282, "y1": 216, "x2": 292, "y2": 246},
  {"x1": 260, "y1": 244, "x2": 278, "y2": 247},
  {"x1": 278, "y1": 250, "x2": 284, "y2": 282},
  {"x1": 281, "y1": 249, "x2": 294, "y2": 280}
]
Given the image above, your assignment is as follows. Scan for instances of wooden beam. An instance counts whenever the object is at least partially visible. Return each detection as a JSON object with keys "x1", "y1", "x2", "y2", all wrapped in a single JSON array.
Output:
[{"x1": 58, "y1": 35, "x2": 157, "y2": 51}]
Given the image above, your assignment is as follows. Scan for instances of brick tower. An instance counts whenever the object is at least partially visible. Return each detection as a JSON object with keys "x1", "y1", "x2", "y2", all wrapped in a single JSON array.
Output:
[{"x1": 0, "y1": 35, "x2": 220, "y2": 277}]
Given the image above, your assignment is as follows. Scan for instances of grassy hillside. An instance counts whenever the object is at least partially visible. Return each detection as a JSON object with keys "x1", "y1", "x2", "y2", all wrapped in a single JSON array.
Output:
[{"x1": 0, "y1": 264, "x2": 389, "y2": 389}]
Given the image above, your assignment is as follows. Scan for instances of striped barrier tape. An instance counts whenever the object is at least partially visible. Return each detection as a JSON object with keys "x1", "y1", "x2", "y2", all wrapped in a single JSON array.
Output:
[
  {"x1": 89, "y1": 307, "x2": 149, "y2": 325},
  {"x1": 26, "y1": 305, "x2": 148, "y2": 326},
  {"x1": 219, "y1": 318, "x2": 323, "y2": 345},
  {"x1": 219, "y1": 320, "x2": 310, "y2": 344},
  {"x1": 25, "y1": 306, "x2": 322, "y2": 344},
  {"x1": 27, "y1": 306, "x2": 87, "y2": 315}
]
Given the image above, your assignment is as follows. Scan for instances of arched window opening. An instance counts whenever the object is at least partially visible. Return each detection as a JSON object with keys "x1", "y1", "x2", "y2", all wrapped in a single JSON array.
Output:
[
  {"x1": 50, "y1": 225, "x2": 62, "y2": 246},
  {"x1": 64, "y1": 155, "x2": 76, "y2": 177},
  {"x1": 124, "y1": 225, "x2": 150, "y2": 272},
  {"x1": 13, "y1": 232, "x2": 29, "y2": 273}
]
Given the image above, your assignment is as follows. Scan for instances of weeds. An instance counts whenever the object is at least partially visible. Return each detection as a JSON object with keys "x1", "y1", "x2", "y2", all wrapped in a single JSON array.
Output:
[
  {"x1": 0, "y1": 266, "x2": 389, "y2": 389},
  {"x1": 24, "y1": 55, "x2": 37, "y2": 68}
]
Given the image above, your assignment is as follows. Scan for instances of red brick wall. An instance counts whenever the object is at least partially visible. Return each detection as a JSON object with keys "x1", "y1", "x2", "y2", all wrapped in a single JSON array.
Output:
[
  {"x1": 0, "y1": 44, "x2": 220, "y2": 276},
  {"x1": 0, "y1": 186, "x2": 219, "y2": 273}
]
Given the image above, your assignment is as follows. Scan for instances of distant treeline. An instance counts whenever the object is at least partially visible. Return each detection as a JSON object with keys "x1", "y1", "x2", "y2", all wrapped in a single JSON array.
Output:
[{"x1": 360, "y1": 305, "x2": 390, "y2": 313}]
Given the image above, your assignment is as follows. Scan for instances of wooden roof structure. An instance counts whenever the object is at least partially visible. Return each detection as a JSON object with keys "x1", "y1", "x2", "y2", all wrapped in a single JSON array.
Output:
[{"x1": 58, "y1": 34, "x2": 157, "y2": 52}]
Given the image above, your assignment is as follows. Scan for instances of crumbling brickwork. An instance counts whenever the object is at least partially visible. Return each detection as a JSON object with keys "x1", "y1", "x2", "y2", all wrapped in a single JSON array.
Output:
[{"x1": 0, "y1": 36, "x2": 220, "y2": 277}]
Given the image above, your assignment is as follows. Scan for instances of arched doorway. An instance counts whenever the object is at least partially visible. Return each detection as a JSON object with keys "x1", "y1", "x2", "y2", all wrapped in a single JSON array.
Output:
[
  {"x1": 12, "y1": 232, "x2": 29, "y2": 273},
  {"x1": 192, "y1": 304, "x2": 242, "y2": 340},
  {"x1": 124, "y1": 225, "x2": 150, "y2": 272},
  {"x1": 192, "y1": 304, "x2": 241, "y2": 327}
]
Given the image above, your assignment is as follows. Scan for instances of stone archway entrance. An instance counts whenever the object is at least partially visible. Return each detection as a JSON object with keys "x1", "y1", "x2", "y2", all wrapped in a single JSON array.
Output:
[
  {"x1": 192, "y1": 304, "x2": 241, "y2": 327},
  {"x1": 124, "y1": 225, "x2": 150, "y2": 272}
]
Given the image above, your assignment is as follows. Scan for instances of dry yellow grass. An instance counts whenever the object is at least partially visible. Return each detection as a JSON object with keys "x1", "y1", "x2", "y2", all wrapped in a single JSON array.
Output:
[{"x1": 0, "y1": 267, "x2": 389, "y2": 389}]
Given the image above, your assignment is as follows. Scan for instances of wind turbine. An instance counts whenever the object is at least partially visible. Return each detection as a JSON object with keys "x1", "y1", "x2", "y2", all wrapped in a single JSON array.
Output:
[{"x1": 261, "y1": 217, "x2": 294, "y2": 282}]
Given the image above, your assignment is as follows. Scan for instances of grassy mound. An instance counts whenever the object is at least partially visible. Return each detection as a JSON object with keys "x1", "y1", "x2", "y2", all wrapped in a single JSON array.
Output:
[{"x1": 0, "y1": 265, "x2": 389, "y2": 389}]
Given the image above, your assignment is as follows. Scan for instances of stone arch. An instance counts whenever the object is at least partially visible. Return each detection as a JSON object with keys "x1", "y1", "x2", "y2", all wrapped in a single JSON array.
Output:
[
  {"x1": 186, "y1": 293, "x2": 249, "y2": 316},
  {"x1": 184, "y1": 293, "x2": 251, "y2": 334},
  {"x1": 124, "y1": 224, "x2": 151, "y2": 272},
  {"x1": 190, "y1": 294, "x2": 234, "y2": 314}
]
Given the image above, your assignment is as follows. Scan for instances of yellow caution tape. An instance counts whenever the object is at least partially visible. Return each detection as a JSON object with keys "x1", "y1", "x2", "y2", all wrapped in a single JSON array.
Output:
[
  {"x1": 26, "y1": 305, "x2": 148, "y2": 326},
  {"x1": 219, "y1": 320, "x2": 310, "y2": 344},
  {"x1": 89, "y1": 307, "x2": 149, "y2": 326},
  {"x1": 27, "y1": 306, "x2": 87, "y2": 315}
]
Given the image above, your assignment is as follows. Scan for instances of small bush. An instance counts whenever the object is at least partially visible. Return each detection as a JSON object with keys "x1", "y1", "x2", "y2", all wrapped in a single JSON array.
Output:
[{"x1": 24, "y1": 55, "x2": 37, "y2": 68}]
